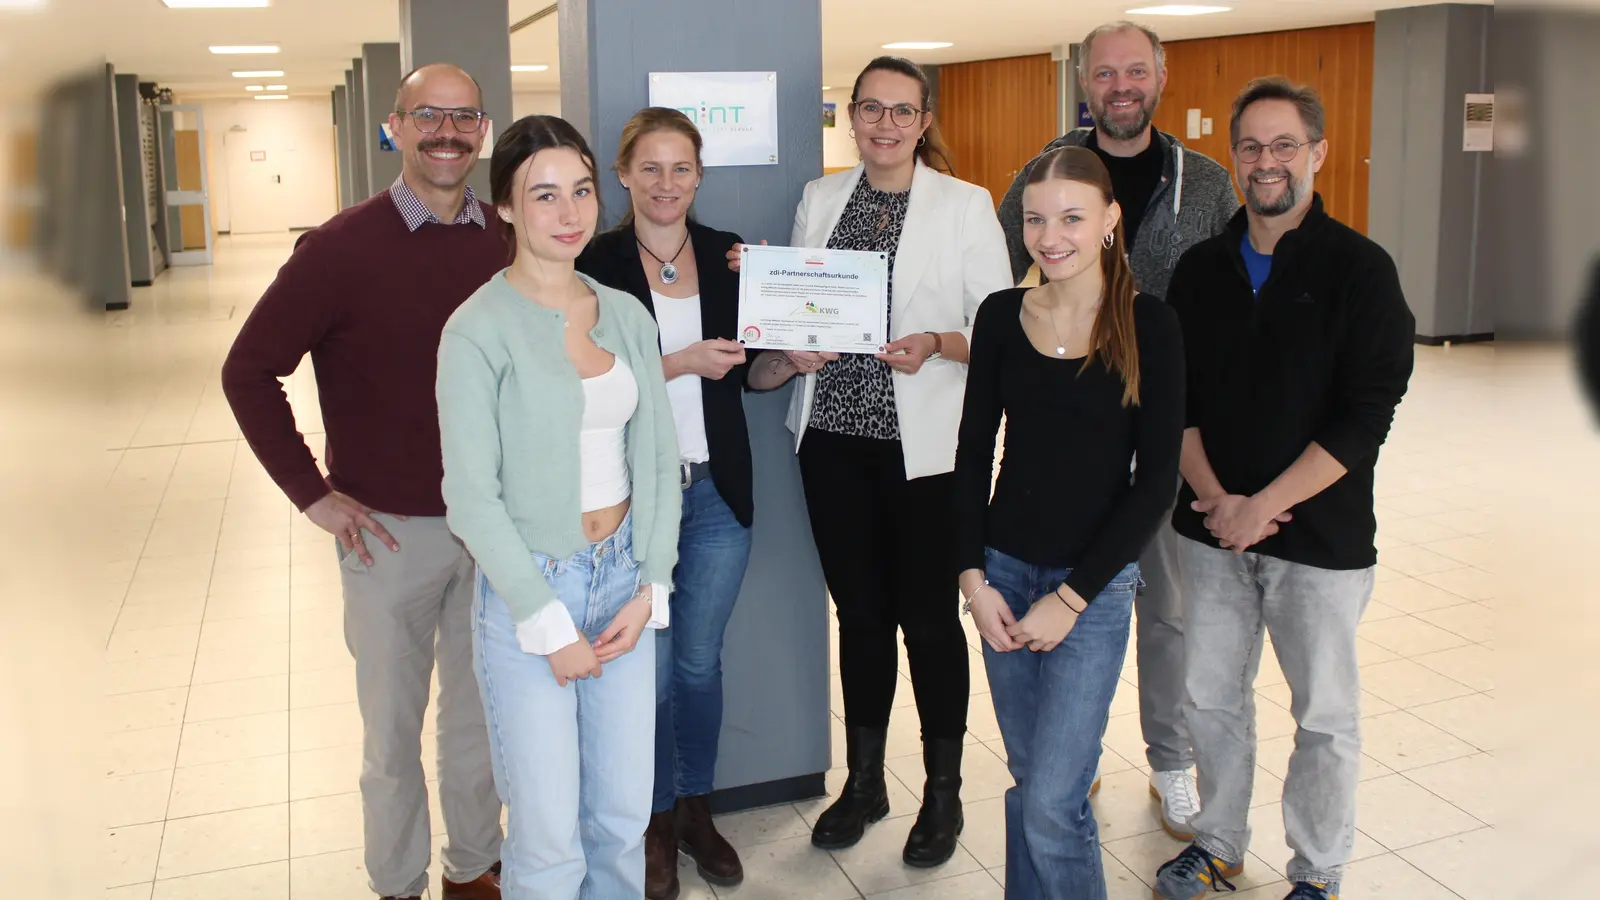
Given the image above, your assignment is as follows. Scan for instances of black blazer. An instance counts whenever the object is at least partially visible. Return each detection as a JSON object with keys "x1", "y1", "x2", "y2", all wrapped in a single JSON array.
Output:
[{"x1": 576, "y1": 218, "x2": 756, "y2": 528}]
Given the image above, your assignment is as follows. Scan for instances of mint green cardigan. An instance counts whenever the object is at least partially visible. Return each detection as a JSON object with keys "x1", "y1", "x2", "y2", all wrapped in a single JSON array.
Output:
[{"x1": 436, "y1": 269, "x2": 682, "y2": 626}]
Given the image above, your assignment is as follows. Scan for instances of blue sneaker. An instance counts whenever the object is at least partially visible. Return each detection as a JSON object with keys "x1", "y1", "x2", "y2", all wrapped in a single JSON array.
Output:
[
  {"x1": 1285, "y1": 882, "x2": 1339, "y2": 900},
  {"x1": 1153, "y1": 843, "x2": 1242, "y2": 899}
]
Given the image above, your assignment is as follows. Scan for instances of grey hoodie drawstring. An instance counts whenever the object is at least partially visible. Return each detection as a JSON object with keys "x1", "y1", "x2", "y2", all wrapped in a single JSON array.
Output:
[{"x1": 1172, "y1": 145, "x2": 1185, "y2": 219}]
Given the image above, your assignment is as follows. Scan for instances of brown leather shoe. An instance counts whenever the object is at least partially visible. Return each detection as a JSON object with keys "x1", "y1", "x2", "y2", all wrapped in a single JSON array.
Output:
[
  {"x1": 646, "y1": 809, "x2": 681, "y2": 900},
  {"x1": 440, "y1": 869, "x2": 501, "y2": 900},
  {"x1": 676, "y1": 794, "x2": 743, "y2": 886}
]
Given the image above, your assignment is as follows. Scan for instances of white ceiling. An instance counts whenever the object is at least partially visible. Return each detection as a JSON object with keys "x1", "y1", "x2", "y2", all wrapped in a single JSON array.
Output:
[{"x1": 0, "y1": 0, "x2": 1484, "y2": 106}]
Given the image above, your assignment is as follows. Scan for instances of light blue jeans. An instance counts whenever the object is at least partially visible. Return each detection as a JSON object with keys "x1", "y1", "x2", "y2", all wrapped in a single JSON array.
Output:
[
  {"x1": 1179, "y1": 538, "x2": 1374, "y2": 885},
  {"x1": 982, "y1": 548, "x2": 1140, "y2": 900},
  {"x1": 471, "y1": 513, "x2": 656, "y2": 900}
]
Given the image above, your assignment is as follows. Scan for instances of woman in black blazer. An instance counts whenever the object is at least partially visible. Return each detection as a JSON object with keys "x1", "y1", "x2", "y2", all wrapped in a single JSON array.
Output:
[{"x1": 574, "y1": 107, "x2": 753, "y2": 900}]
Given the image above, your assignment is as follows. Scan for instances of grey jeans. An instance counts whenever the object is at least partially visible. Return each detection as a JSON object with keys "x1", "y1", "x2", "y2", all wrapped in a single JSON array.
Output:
[
  {"x1": 339, "y1": 514, "x2": 503, "y2": 898},
  {"x1": 1135, "y1": 517, "x2": 1191, "y2": 772},
  {"x1": 1179, "y1": 537, "x2": 1373, "y2": 885}
]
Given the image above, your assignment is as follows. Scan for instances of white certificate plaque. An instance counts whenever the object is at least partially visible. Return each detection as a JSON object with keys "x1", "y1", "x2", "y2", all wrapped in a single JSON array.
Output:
[{"x1": 736, "y1": 245, "x2": 889, "y2": 354}]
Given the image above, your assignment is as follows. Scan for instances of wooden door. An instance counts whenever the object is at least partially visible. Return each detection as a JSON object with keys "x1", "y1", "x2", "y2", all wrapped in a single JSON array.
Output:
[
  {"x1": 174, "y1": 130, "x2": 209, "y2": 250},
  {"x1": 1153, "y1": 23, "x2": 1373, "y2": 233},
  {"x1": 936, "y1": 54, "x2": 1058, "y2": 207}
]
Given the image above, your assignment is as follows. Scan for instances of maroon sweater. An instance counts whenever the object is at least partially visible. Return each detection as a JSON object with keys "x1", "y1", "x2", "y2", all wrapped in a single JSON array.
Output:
[{"x1": 222, "y1": 191, "x2": 511, "y2": 517}]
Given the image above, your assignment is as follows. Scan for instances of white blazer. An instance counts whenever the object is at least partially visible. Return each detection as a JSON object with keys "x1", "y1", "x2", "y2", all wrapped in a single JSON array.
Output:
[{"x1": 785, "y1": 159, "x2": 1013, "y2": 479}]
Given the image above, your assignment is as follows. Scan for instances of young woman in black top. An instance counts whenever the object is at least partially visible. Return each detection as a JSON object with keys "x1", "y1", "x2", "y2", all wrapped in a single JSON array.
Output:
[
  {"x1": 574, "y1": 108, "x2": 753, "y2": 900},
  {"x1": 952, "y1": 145, "x2": 1185, "y2": 900}
]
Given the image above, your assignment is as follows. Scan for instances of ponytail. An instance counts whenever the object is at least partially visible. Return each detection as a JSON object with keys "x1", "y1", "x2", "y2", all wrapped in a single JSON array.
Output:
[{"x1": 1089, "y1": 218, "x2": 1142, "y2": 407}]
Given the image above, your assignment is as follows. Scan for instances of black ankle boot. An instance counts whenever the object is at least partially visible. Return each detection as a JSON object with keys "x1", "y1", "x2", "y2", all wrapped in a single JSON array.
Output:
[
  {"x1": 811, "y1": 725, "x2": 891, "y2": 850},
  {"x1": 902, "y1": 737, "x2": 964, "y2": 867}
]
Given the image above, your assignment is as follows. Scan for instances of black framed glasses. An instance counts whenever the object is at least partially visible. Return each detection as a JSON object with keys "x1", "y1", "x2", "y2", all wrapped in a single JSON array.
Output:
[
  {"x1": 396, "y1": 105, "x2": 486, "y2": 133},
  {"x1": 1233, "y1": 138, "x2": 1312, "y2": 164},
  {"x1": 851, "y1": 100, "x2": 926, "y2": 129}
]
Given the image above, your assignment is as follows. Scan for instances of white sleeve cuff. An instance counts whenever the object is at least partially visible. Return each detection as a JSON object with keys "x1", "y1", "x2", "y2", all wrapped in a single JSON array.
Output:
[
  {"x1": 514, "y1": 583, "x2": 671, "y2": 654},
  {"x1": 646, "y1": 582, "x2": 671, "y2": 630},
  {"x1": 515, "y1": 602, "x2": 582, "y2": 655}
]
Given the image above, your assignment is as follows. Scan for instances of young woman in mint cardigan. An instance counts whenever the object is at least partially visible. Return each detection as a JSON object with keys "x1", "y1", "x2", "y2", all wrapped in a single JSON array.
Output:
[{"x1": 435, "y1": 115, "x2": 683, "y2": 900}]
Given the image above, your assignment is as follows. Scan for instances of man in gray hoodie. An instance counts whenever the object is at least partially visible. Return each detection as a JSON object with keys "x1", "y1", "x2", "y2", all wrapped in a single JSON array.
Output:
[{"x1": 996, "y1": 20, "x2": 1239, "y2": 841}]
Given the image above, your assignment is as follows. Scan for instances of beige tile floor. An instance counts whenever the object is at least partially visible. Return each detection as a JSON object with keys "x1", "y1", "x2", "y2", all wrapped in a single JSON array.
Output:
[{"x1": 102, "y1": 233, "x2": 1497, "y2": 899}]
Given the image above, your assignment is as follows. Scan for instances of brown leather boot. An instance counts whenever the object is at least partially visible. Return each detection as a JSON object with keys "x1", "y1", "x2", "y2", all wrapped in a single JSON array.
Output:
[
  {"x1": 676, "y1": 794, "x2": 743, "y2": 886},
  {"x1": 441, "y1": 868, "x2": 501, "y2": 900},
  {"x1": 645, "y1": 808, "x2": 681, "y2": 900}
]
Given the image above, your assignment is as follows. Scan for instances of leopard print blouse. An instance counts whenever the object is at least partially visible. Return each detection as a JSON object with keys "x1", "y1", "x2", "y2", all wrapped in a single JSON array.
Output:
[{"x1": 809, "y1": 177, "x2": 910, "y2": 440}]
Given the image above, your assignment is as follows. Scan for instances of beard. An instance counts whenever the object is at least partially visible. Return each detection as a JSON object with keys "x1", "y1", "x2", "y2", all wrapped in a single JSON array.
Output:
[
  {"x1": 1244, "y1": 166, "x2": 1310, "y2": 217},
  {"x1": 1092, "y1": 88, "x2": 1159, "y2": 141}
]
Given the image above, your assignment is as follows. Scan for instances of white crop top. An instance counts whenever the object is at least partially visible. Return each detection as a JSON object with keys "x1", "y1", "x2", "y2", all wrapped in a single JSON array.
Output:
[
  {"x1": 579, "y1": 357, "x2": 637, "y2": 512},
  {"x1": 513, "y1": 354, "x2": 669, "y2": 658}
]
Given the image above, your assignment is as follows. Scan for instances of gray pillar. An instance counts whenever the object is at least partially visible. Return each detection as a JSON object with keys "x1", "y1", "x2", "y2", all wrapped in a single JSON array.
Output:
[
  {"x1": 333, "y1": 85, "x2": 353, "y2": 210},
  {"x1": 1489, "y1": 7, "x2": 1600, "y2": 339},
  {"x1": 348, "y1": 62, "x2": 371, "y2": 202},
  {"x1": 98, "y1": 63, "x2": 133, "y2": 309},
  {"x1": 559, "y1": 0, "x2": 829, "y2": 812},
  {"x1": 114, "y1": 73, "x2": 157, "y2": 286},
  {"x1": 399, "y1": 0, "x2": 513, "y2": 200},
  {"x1": 363, "y1": 43, "x2": 404, "y2": 196},
  {"x1": 1369, "y1": 4, "x2": 1492, "y2": 342}
]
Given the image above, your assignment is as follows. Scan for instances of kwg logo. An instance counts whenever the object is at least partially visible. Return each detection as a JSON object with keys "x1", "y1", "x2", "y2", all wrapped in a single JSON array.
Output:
[
  {"x1": 803, "y1": 300, "x2": 840, "y2": 315},
  {"x1": 678, "y1": 103, "x2": 747, "y2": 125}
]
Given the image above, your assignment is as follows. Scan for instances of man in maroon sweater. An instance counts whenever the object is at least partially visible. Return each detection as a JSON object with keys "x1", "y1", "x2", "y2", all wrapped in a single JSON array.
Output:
[{"x1": 222, "y1": 64, "x2": 508, "y2": 900}]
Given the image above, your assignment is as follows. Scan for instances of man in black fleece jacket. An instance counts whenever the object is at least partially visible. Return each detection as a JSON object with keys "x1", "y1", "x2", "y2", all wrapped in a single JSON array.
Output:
[{"x1": 1153, "y1": 79, "x2": 1415, "y2": 900}]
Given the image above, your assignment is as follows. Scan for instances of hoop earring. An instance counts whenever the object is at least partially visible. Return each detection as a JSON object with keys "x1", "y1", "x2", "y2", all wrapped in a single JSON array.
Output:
[
  {"x1": 848, "y1": 128, "x2": 855, "y2": 138},
  {"x1": 917, "y1": 135, "x2": 927, "y2": 146},
  {"x1": 1103, "y1": 233, "x2": 1115, "y2": 248}
]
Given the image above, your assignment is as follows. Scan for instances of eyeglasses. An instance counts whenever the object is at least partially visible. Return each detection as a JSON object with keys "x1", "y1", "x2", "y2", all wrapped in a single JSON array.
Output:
[
  {"x1": 851, "y1": 100, "x2": 926, "y2": 129},
  {"x1": 396, "y1": 106, "x2": 486, "y2": 133},
  {"x1": 1233, "y1": 138, "x2": 1312, "y2": 164}
]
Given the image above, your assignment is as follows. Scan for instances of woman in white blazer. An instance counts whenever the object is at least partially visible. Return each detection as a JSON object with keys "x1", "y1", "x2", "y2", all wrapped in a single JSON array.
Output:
[{"x1": 743, "y1": 55, "x2": 1012, "y2": 868}]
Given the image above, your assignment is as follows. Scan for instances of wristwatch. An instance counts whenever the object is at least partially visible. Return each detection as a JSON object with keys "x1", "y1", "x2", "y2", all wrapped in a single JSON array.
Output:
[{"x1": 924, "y1": 331, "x2": 943, "y2": 360}]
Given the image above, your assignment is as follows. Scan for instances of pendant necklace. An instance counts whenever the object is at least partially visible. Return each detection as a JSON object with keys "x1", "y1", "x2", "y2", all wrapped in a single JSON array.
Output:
[
  {"x1": 1033, "y1": 308, "x2": 1068, "y2": 356},
  {"x1": 638, "y1": 232, "x2": 691, "y2": 285}
]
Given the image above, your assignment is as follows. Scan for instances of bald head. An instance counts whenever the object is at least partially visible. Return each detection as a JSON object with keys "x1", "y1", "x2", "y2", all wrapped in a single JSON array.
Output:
[{"x1": 394, "y1": 63, "x2": 483, "y2": 114}]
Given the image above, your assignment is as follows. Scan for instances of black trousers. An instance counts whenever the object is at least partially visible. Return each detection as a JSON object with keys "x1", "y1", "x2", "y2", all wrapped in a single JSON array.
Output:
[{"x1": 798, "y1": 427, "x2": 970, "y2": 740}]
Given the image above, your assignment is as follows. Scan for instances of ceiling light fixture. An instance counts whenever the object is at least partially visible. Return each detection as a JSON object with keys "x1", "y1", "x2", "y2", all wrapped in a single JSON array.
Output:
[
  {"x1": 822, "y1": 85, "x2": 834, "y2": 91},
  {"x1": 881, "y1": 41, "x2": 953, "y2": 50},
  {"x1": 162, "y1": 0, "x2": 270, "y2": 7},
  {"x1": 209, "y1": 45, "x2": 279, "y2": 54},
  {"x1": 245, "y1": 85, "x2": 265, "y2": 91},
  {"x1": 1125, "y1": 5, "x2": 1232, "y2": 14},
  {"x1": 510, "y1": 64, "x2": 550, "y2": 72},
  {"x1": 254, "y1": 94, "x2": 288, "y2": 100},
  {"x1": 264, "y1": 84, "x2": 286, "y2": 91},
  {"x1": 232, "y1": 70, "x2": 283, "y2": 78}
]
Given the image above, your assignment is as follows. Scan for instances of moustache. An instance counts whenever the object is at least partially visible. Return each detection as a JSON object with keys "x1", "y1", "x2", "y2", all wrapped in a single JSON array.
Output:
[
  {"x1": 1249, "y1": 169, "x2": 1291, "y2": 183},
  {"x1": 419, "y1": 139, "x2": 472, "y2": 155}
]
